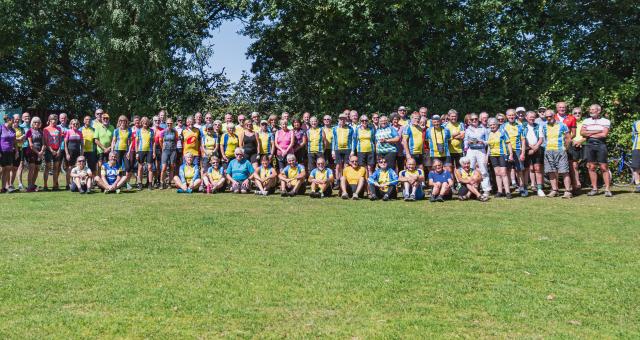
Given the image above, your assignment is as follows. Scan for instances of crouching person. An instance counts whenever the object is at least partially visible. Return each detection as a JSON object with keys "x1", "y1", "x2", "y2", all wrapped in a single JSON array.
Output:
[
  {"x1": 455, "y1": 156, "x2": 488, "y2": 201},
  {"x1": 70, "y1": 156, "x2": 93, "y2": 194},
  {"x1": 174, "y1": 152, "x2": 201, "y2": 193},
  {"x1": 279, "y1": 154, "x2": 306, "y2": 197},
  {"x1": 95, "y1": 152, "x2": 127, "y2": 193},
  {"x1": 368, "y1": 157, "x2": 398, "y2": 201},
  {"x1": 309, "y1": 157, "x2": 333, "y2": 198}
]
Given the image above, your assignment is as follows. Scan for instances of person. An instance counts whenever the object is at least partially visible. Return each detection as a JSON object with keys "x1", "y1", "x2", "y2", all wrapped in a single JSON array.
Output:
[
  {"x1": 463, "y1": 113, "x2": 491, "y2": 198},
  {"x1": 398, "y1": 158, "x2": 425, "y2": 201},
  {"x1": 151, "y1": 115, "x2": 165, "y2": 187},
  {"x1": 541, "y1": 109, "x2": 573, "y2": 198},
  {"x1": 402, "y1": 113, "x2": 426, "y2": 170},
  {"x1": 220, "y1": 123, "x2": 239, "y2": 166},
  {"x1": 200, "y1": 123, "x2": 219, "y2": 181},
  {"x1": 479, "y1": 112, "x2": 489, "y2": 128},
  {"x1": 95, "y1": 152, "x2": 127, "y2": 193},
  {"x1": 7, "y1": 114, "x2": 25, "y2": 191},
  {"x1": 226, "y1": 147, "x2": 254, "y2": 193},
  {"x1": 43, "y1": 114, "x2": 63, "y2": 190},
  {"x1": 236, "y1": 114, "x2": 246, "y2": 136},
  {"x1": 487, "y1": 117, "x2": 514, "y2": 198},
  {"x1": 555, "y1": 102, "x2": 579, "y2": 191},
  {"x1": 16, "y1": 112, "x2": 30, "y2": 190},
  {"x1": 279, "y1": 153, "x2": 306, "y2": 197},
  {"x1": 418, "y1": 106, "x2": 429, "y2": 120},
  {"x1": 349, "y1": 110, "x2": 359, "y2": 130},
  {"x1": 274, "y1": 119, "x2": 295, "y2": 170},
  {"x1": 632, "y1": 119, "x2": 640, "y2": 193},
  {"x1": 70, "y1": 156, "x2": 93, "y2": 194},
  {"x1": 0, "y1": 114, "x2": 17, "y2": 192},
  {"x1": 111, "y1": 116, "x2": 132, "y2": 180},
  {"x1": 354, "y1": 114, "x2": 376, "y2": 176},
  {"x1": 340, "y1": 155, "x2": 367, "y2": 199},
  {"x1": 371, "y1": 112, "x2": 380, "y2": 130},
  {"x1": 135, "y1": 117, "x2": 155, "y2": 190},
  {"x1": 160, "y1": 117, "x2": 180, "y2": 189},
  {"x1": 455, "y1": 157, "x2": 487, "y2": 201},
  {"x1": 523, "y1": 111, "x2": 545, "y2": 197},
  {"x1": 305, "y1": 116, "x2": 325, "y2": 173},
  {"x1": 194, "y1": 112, "x2": 203, "y2": 130},
  {"x1": 368, "y1": 157, "x2": 398, "y2": 201},
  {"x1": 535, "y1": 106, "x2": 547, "y2": 126},
  {"x1": 203, "y1": 156, "x2": 226, "y2": 194},
  {"x1": 181, "y1": 115, "x2": 201, "y2": 165},
  {"x1": 239, "y1": 119, "x2": 260, "y2": 168},
  {"x1": 374, "y1": 115, "x2": 400, "y2": 171},
  {"x1": 397, "y1": 106, "x2": 409, "y2": 125},
  {"x1": 221, "y1": 113, "x2": 234, "y2": 133},
  {"x1": 301, "y1": 111, "x2": 311, "y2": 130},
  {"x1": 390, "y1": 113, "x2": 406, "y2": 171},
  {"x1": 174, "y1": 115, "x2": 185, "y2": 165},
  {"x1": 292, "y1": 118, "x2": 307, "y2": 166},
  {"x1": 25, "y1": 117, "x2": 44, "y2": 192},
  {"x1": 94, "y1": 112, "x2": 115, "y2": 168},
  {"x1": 321, "y1": 115, "x2": 334, "y2": 170},
  {"x1": 581, "y1": 104, "x2": 612, "y2": 197},
  {"x1": 426, "y1": 114, "x2": 452, "y2": 172},
  {"x1": 332, "y1": 113, "x2": 354, "y2": 184},
  {"x1": 252, "y1": 155, "x2": 277, "y2": 196},
  {"x1": 129, "y1": 115, "x2": 141, "y2": 186},
  {"x1": 158, "y1": 110, "x2": 168, "y2": 129},
  {"x1": 257, "y1": 120, "x2": 275, "y2": 163},
  {"x1": 267, "y1": 114, "x2": 278, "y2": 133},
  {"x1": 428, "y1": 159, "x2": 453, "y2": 202},
  {"x1": 79, "y1": 115, "x2": 97, "y2": 173},
  {"x1": 174, "y1": 152, "x2": 201, "y2": 193},
  {"x1": 64, "y1": 119, "x2": 84, "y2": 184},
  {"x1": 445, "y1": 109, "x2": 465, "y2": 171},
  {"x1": 569, "y1": 107, "x2": 585, "y2": 191},
  {"x1": 308, "y1": 157, "x2": 333, "y2": 198},
  {"x1": 251, "y1": 112, "x2": 261, "y2": 131},
  {"x1": 503, "y1": 109, "x2": 527, "y2": 196}
]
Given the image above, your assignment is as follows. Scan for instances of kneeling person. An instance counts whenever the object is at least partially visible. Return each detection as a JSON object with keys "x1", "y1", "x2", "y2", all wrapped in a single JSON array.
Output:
[
  {"x1": 252, "y1": 155, "x2": 277, "y2": 195},
  {"x1": 309, "y1": 157, "x2": 333, "y2": 198},
  {"x1": 95, "y1": 152, "x2": 127, "y2": 193},
  {"x1": 368, "y1": 157, "x2": 398, "y2": 201},
  {"x1": 174, "y1": 152, "x2": 201, "y2": 193},
  {"x1": 398, "y1": 158, "x2": 425, "y2": 201},
  {"x1": 279, "y1": 154, "x2": 306, "y2": 197}
]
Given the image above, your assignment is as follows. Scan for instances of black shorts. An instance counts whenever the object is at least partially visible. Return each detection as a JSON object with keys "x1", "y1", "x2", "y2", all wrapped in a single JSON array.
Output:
[
  {"x1": 307, "y1": 152, "x2": 323, "y2": 171},
  {"x1": 248, "y1": 153, "x2": 259, "y2": 164},
  {"x1": 409, "y1": 154, "x2": 426, "y2": 166},
  {"x1": 84, "y1": 152, "x2": 97, "y2": 171},
  {"x1": 357, "y1": 152, "x2": 375, "y2": 167},
  {"x1": 276, "y1": 155, "x2": 287, "y2": 170},
  {"x1": 98, "y1": 152, "x2": 109, "y2": 164},
  {"x1": 44, "y1": 149, "x2": 63, "y2": 163},
  {"x1": 12, "y1": 149, "x2": 22, "y2": 167},
  {"x1": 524, "y1": 148, "x2": 544, "y2": 167},
  {"x1": 20, "y1": 147, "x2": 29, "y2": 162},
  {"x1": 27, "y1": 149, "x2": 42, "y2": 165},
  {"x1": 396, "y1": 154, "x2": 406, "y2": 171},
  {"x1": 584, "y1": 142, "x2": 608, "y2": 164},
  {"x1": 67, "y1": 150, "x2": 82, "y2": 166},
  {"x1": 426, "y1": 156, "x2": 452, "y2": 167},
  {"x1": 345, "y1": 183, "x2": 364, "y2": 198},
  {"x1": 567, "y1": 143, "x2": 584, "y2": 161},
  {"x1": 334, "y1": 150, "x2": 351, "y2": 165},
  {"x1": 632, "y1": 150, "x2": 640, "y2": 170},
  {"x1": 378, "y1": 152, "x2": 397, "y2": 170},
  {"x1": 116, "y1": 150, "x2": 132, "y2": 172},
  {"x1": 450, "y1": 153, "x2": 462, "y2": 168},
  {"x1": 489, "y1": 155, "x2": 509, "y2": 168},
  {"x1": 137, "y1": 151, "x2": 153, "y2": 164},
  {"x1": 0, "y1": 151, "x2": 15, "y2": 167},
  {"x1": 295, "y1": 148, "x2": 307, "y2": 165},
  {"x1": 162, "y1": 149, "x2": 177, "y2": 166},
  {"x1": 324, "y1": 149, "x2": 334, "y2": 168}
]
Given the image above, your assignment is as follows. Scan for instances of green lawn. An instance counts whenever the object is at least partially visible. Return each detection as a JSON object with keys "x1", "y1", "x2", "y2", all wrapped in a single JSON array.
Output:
[{"x1": 1, "y1": 189, "x2": 639, "y2": 338}]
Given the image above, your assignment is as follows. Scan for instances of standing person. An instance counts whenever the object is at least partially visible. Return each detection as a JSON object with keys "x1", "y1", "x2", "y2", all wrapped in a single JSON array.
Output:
[
  {"x1": 479, "y1": 112, "x2": 489, "y2": 128},
  {"x1": 541, "y1": 109, "x2": 573, "y2": 198},
  {"x1": 321, "y1": 115, "x2": 334, "y2": 171},
  {"x1": 292, "y1": 118, "x2": 307, "y2": 166},
  {"x1": 418, "y1": 106, "x2": 429, "y2": 120},
  {"x1": 220, "y1": 123, "x2": 240, "y2": 166},
  {"x1": 463, "y1": 113, "x2": 491, "y2": 198},
  {"x1": 555, "y1": 101, "x2": 579, "y2": 191},
  {"x1": 193, "y1": 112, "x2": 203, "y2": 130},
  {"x1": 9, "y1": 114, "x2": 25, "y2": 191},
  {"x1": 43, "y1": 114, "x2": 63, "y2": 190},
  {"x1": 371, "y1": 112, "x2": 380, "y2": 130},
  {"x1": 181, "y1": 116, "x2": 201, "y2": 166},
  {"x1": 251, "y1": 112, "x2": 261, "y2": 131},
  {"x1": 305, "y1": 116, "x2": 325, "y2": 173},
  {"x1": 428, "y1": 159, "x2": 454, "y2": 202},
  {"x1": 523, "y1": 111, "x2": 545, "y2": 197},
  {"x1": 631, "y1": 119, "x2": 640, "y2": 193},
  {"x1": 94, "y1": 113, "x2": 115, "y2": 170},
  {"x1": 402, "y1": 113, "x2": 426, "y2": 170},
  {"x1": 569, "y1": 107, "x2": 585, "y2": 191},
  {"x1": 239, "y1": 119, "x2": 260, "y2": 169},
  {"x1": 487, "y1": 117, "x2": 514, "y2": 198},
  {"x1": 503, "y1": 109, "x2": 527, "y2": 196},
  {"x1": 64, "y1": 119, "x2": 84, "y2": 186},
  {"x1": 368, "y1": 157, "x2": 398, "y2": 201},
  {"x1": 349, "y1": 110, "x2": 359, "y2": 130},
  {"x1": 159, "y1": 117, "x2": 179, "y2": 189},
  {"x1": 69, "y1": 156, "x2": 93, "y2": 194},
  {"x1": 0, "y1": 114, "x2": 17, "y2": 192},
  {"x1": 308, "y1": 157, "x2": 333, "y2": 198},
  {"x1": 340, "y1": 155, "x2": 367, "y2": 199},
  {"x1": 390, "y1": 113, "x2": 406, "y2": 171},
  {"x1": 16, "y1": 112, "x2": 31, "y2": 190},
  {"x1": 398, "y1": 158, "x2": 425, "y2": 201},
  {"x1": 79, "y1": 115, "x2": 97, "y2": 174},
  {"x1": 151, "y1": 115, "x2": 165, "y2": 187},
  {"x1": 204, "y1": 156, "x2": 226, "y2": 194},
  {"x1": 425, "y1": 114, "x2": 452, "y2": 172},
  {"x1": 95, "y1": 152, "x2": 127, "y2": 193},
  {"x1": 57, "y1": 113, "x2": 71, "y2": 189},
  {"x1": 91, "y1": 109, "x2": 103, "y2": 127},
  {"x1": 581, "y1": 104, "x2": 612, "y2": 197},
  {"x1": 135, "y1": 117, "x2": 155, "y2": 190},
  {"x1": 221, "y1": 113, "x2": 234, "y2": 133},
  {"x1": 397, "y1": 106, "x2": 409, "y2": 126},
  {"x1": 301, "y1": 111, "x2": 311, "y2": 130},
  {"x1": 257, "y1": 120, "x2": 275, "y2": 163},
  {"x1": 25, "y1": 117, "x2": 44, "y2": 192},
  {"x1": 353, "y1": 115, "x2": 376, "y2": 176},
  {"x1": 332, "y1": 113, "x2": 354, "y2": 184},
  {"x1": 226, "y1": 148, "x2": 254, "y2": 193},
  {"x1": 252, "y1": 155, "x2": 277, "y2": 196},
  {"x1": 158, "y1": 110, "x2": 168, "y2": 129},
  {"x1": 275, "y1": 119, "x2": 295, "y2": 170},
  {"x1": 111, "y1": 116, "x2": 133, "y2": 184},
  {"x1": 455, "y1": 157, "x2": 487, "y2": 201},
  {"x1": 279, "y1": 153, "x2": 306, "y2": 197},
  {"x1": 199, "y1": 123, "x2": 219, "y2": 181},
  {"x1": 173, "y1": 152, "x2": 201, "y2": 193},
  {"x1": 445, "y1": 109, "x2": 465, "y2": 172},
  {"x1": 236, "y1": 114, "x2": 246, "y2": 136},
  {"x1": 267, "y1": 114, "x2": 278, "y2": 133},
  {"x1": 174, "y1": 116, "x2": 185, "y2": 165},
  {"x1": 375, "y1": 115, "x2": 400, "y2": 172}
]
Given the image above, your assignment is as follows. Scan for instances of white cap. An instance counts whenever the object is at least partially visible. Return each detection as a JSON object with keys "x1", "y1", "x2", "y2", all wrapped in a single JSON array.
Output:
[{"x1": 515, "y1": 106, "x2": 526, "y2": 113}]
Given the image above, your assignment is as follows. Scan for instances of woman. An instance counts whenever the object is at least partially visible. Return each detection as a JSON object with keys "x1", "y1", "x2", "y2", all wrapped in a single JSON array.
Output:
[
  {"x1": 174, "y1": 152, "x2": 201, "y2": 193},
  {"x1": 375, "y1": 116, "x2": 400, "y2": 172},
  {"x1": 390, "y1": 113, "x2": 406, "y2": 171},
  {"x1": 257, "y1": 120, "x2": 275, "y2": 163},
  {"x1": 455, "y1": 157, "x2": 487, "y2": 201},
  {"x1": 463, "y1": 113, "x2": 491, "y2": 198},
  {"x1": 278, "y1": 153, "x2": 306, "y2": 197},
  {"x1": 43, "y1": 114, "x2": 63, "y2": 190},
  {"x1": 79, "y1": 115, "x2": 97, "y2": 173},
  {"x1": 487, "y1": 117, "x2": 514, "y2": 198},
  {"x1": 135, "y1": 117, "x2": 155, "y2": 190},
  {"x1": 111, "y1": 115, "x2": 132, "y2": 182},
  {"x1": 225, "y1": 147, "x2": 254, "y2": 193},
  {"x1": 275, "y1": 119, "x2": 295, "y2": 170},
  {"x1": 292, "y1": 118, "x2": 307, "y2": 166},
  {"x1": 70, "y1": 156, "x2": 93, "y2": 194},
  {"x1": 354, "y1": 114, "x2": 376, "y2": 176},
  {"x1": 200, "y1": 123, "x2": 218, "y2": 180},
  {"x1": 64, "y1": 119, "x2": 84, "y2": 178},
  {"x1": 0, "y1": 114, "x2": 17, "y2": 192},
  {"x1": 25, "y1": 117, "x2": 44, "y2": 192},
  {"x1": 160, "y1": 117, "x2": 179, "y2": 189},
  {"x1": 9, "y1": 114, "x2": 25, "y2": 191},
  {"x1": 95, "y1": 152, "x2": 127, "y2": 193},
  {"x1": 239, "y1": 119, "x2": 260, "y2": 169},
  {"x1": 220, "y1": 123, "x2": 239, "y2": 166},
  {"x1": 203, "y1": 155, "x2": 226, "y2": 194},
  {"x1": 252, "y1": 155, "x2": 277, "y2": 196}
]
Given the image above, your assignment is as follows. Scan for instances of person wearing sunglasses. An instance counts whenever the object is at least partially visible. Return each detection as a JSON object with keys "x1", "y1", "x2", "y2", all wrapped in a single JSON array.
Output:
[
  {"x1": 368, "y1": 157, "x2": 398, "y2": 201},
  {"x1": 279, "y1": 153, "x2": 306, "y2": 197},
  {"x1": 353, "y1": 114, "x2": 376, "y2": 176},
  {"x1": 463, "y1": 113, "x2": 491, "y2": 199},
  {"x1": 305, "y1": 116, "x2": 325, "y2": 173},
  {"x1": 340, "y1": 154, "x2": 366, "y2": 199},
  {"x1": 541, "y1": 109, "x2": 573, "y2": 198},
  {"x1": 42, "y1": 114, "x2": 63, "y2": 191},
  {"x1": 70, "y1": 155, "x2": 93, "y2": 194},
  {"x1": 111, "y1": 115, "x2": 133, "y2": 181},
  {"x1": 398, "y1": 157, "x2": 425, "y2": 201},
  {"x1": 321, "y1": 115, "x2": 334, "y2": 173},
  {"x1": 174, "y1": 152, "x2": 201, "y2": 193},
  {"x1": 487, "y1": 117, "x2": 514, "y2": 198},
  {"x1": 523, "y1": 111, "x2": 545, "y2": 197},
  {"x1": 95, "y1": 152, "x2": 126, "y2": 193},
  {"x1": 308, "y1": 156, "x2": 333, "y2": 198},
  {"x1": 402, "y1": 112, "x2": 426, "y2": 170},
  {"x1": 428, "y1": 159, "x2": 453, "y2": 202},
  {"x1": 160, "y1": 117, "x2": 180, "y2": 189},
  {"x1": 332, "y1": 113, "x2": 354, "y2": 185}
]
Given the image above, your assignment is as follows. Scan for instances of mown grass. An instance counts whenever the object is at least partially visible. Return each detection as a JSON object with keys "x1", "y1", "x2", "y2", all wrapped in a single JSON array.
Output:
[{"x1": 1, "y1": 189, "x2": 639, "y2": 338}]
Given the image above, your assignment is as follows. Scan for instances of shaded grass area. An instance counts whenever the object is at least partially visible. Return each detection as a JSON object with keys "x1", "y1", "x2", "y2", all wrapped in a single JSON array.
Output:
[{"x1": 1, "y1": 190, "x2": 639, "y2": 338}]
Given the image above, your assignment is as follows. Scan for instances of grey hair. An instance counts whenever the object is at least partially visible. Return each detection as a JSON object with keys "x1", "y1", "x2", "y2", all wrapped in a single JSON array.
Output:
[
  {"x1": 487, "y1": 117, "x2": 499, "y2": 125},
  {"x1": 286, "y1": 154, "x2": 296, "y2": 161},
  {"x1": 459, "y1": 157, "x2": 471, "y2": 165},
  {"x1": 234, "y1": 147, "x2": 244, "y2": 155}
]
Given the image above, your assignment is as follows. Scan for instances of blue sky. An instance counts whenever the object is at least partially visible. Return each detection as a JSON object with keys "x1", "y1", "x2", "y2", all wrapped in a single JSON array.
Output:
[{"x1": 207, "y1": 19, "x2": 254, "y2": 82}]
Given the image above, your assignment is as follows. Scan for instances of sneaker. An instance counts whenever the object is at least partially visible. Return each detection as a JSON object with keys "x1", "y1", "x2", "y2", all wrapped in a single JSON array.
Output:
[
  {"x1": 429, "y1": 195, "x2": 436, "y2": 202},
  {"x1": 240, "y1": 189, "x2": 247, "y2": 194},
  {"x1": 288, "y1": 191, "x2": 296, "y2": 197},
  {"x1": 281, "y1": 192, "x2": 288, "y2": 197},
  {"x1": 26, "y1": 186, "x2": 36, "y2": 193},
  {"x1": 116, "y1": 189, "x2": 121, "y2": 194},
  {"x1": 186, "y1": 188, "x2": 193, "y2": 193},
  {"x1": 104, "y1": 189, "x2": 109, "y2": 194},
  {"x1": 479, "y1": 195, "x2": 489, "y2": 202},
  {"x1": 162, "y1": 183, "x2": 168, "y2": 190},
  {"x1": 520, "y1": 188, "x2": 528, "y2": 197},
  {"x1": 320, "y1": 192, "x2": 324, "y2": 198},
  {"x1": 65, "y1": 184, "x2": 70, "y2": 190},
  {"x1": 309, "y1": 192, "x2": 318, "y2": 198},
  {"x1": 126, "y1": 183, "x2": 132, "y2": 190},
  {"x1": 351, "y1": 195, "x2": 359, "y2": 200},
  {"x1": 537, "y1": 189, "x2": 545, "y2": 197},
  {"x1": 506, "y1": 192, "x2": 513, "y2": 199},
  {"x1": 436, "y1": 195, "x2": 444, "y2": 202},
  {"x1": 587, "y1": 189, "x2": 598, "y2": 196},
  {"x1": 137, "y1": 183, "x2": 143, "y2": 191},
  {"x1": 369, "y1": 194, "x2": 376, "y2": 201},
  {"x1": 342, "y1": 193, "x2": 349, "y2": 199},
  {"x1": 403, "y1": 194, "x2": 410, "y2": 201},
  {"x1": 409, "y1": 194, "x2": 416, "y2": 201},
  {"x1": 459, "y1": 195, "x2": 467, "y2": 201},
  {"x1": 604, "y1": 190, "x2": 613, "y2": 197},
  {"x1": 635, "y1": 186, "x2": 640, "y2": 193},
  {"x1": 18, "y1": 183, "x2": 24, "y2": 190},
  {"x1": 495, "y1": 192, "x2": 504, "y2": 198},
  {"x1": 6, "y1": 186, "x2": 16, "y2": 193},
  {"x1": 177, "y1": 189, "x2": 185, "y2": 193},
  {"x1": 254, "y1": 190, "x2": 261, "y2": 195},
  {"x1": 546, "y1": 190, "x2": 558, "y2": 198},
  {"x1": 562, "y1": 191, "x2": 573, "y2": 199},
  {"x1": 382, "y1": 194, "x2": 390, "y2": 201}
]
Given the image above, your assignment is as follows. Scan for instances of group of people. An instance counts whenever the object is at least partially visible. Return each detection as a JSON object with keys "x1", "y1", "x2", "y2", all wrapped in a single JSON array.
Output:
[{"x1": 2, "y1": 102, "x2": 639, "y2": 201}]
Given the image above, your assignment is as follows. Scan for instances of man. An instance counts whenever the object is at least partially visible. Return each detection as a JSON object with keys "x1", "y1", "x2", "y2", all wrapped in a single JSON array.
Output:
[
  {"x1": 251, "y1": 112, "x2": 261, "y2": 131},
  {"x1": 332, "y1": 113, "x2": 354, "y2": 184},
  {"x1": 515, "y1": 106, "x2": 527, "y2": 125},
  {"x1": 581, "y1": 104, "x2": 612, "y2": 197},
  {"x1": 631, "y1": 119, "x2": 640, "y2": 193},
  {"x1": 502, "y1": 108, "x2": 527, "y2": 196},
  {"x1": 463, "y1": 113, "x2": 491, "y2": 198},
  {"x1": 69, "y1": 156, "x2": 93, "y2": 194},
  {"x1": 17, "y1": 112, "x2": 30, "y2": 190},
  {"x1": 523, "y1": 111, "x2": 545, "y2": 197},
  {"x1": 418, "y1": 106, "x2": 428, "y2": 120},
  {"x1": 174, "y1": 115, "x2": 185, "y2": 165},
  {"x1": 353, "y1": 114, "x2": 375, "y2": 175},
  {"x1": 301, "y1": 111, "x2": 311, "y2": 130},
  {"x1": 535, "y1": 106, "x2": 547, "y2": 126},
  {"x1": 479, "y1": 112, "x2": 489, "y2": 128},
  {"x1": 455, "y1": 157, "x2": 487, "y2": 201},
  {"x1": 569, "y1": 107, "x2": 585, "y2": 191},
  {"x1": 58, "y1": 113, "x2": 71, "y2": 188},
  {"x1": 402, "y1": 113, "x2": 426, "y2": 170},
  {"x1": 236, "y1": 114, "x2": 246, "y2": 136},
  {"x1": 308, "y1": 157, "x2": 333, "y2": 198},
  {"x1": 426, "y1": 114, "x2": 452, "y2": 171},
  {"x1": 181, "y1": 116, "x2": 201, "y2": 165},
  {"x1": 371, "y1": 112, "x2": 380, "y2": 130},
  {"x1": 368, "y1": 157, "x2": 398, "y2": 201},
  {"x1": 322, "y1": 115, "x2": 334, "y2": 171},
  {"x1": 221, "y1": 113, "x2": 234, "y2": 133},
  {"x1": 398, "y1": 158, "x2": 425, "y2": 201},
  {"x1": 306, "y1": 116, "x2": 325, "y2": 173},
  {"x1": 158, "y1": 110, "x2": 168, "y2": 129},
  {"x1": 349, "y1": 110, "x2": 359, "y2": 130},
  {"x1": 95, "y1": 152, "x2": 127, "y2": 193},
  {"x1": 374, "y1": 115, "x2": 400, "y2": 171},
  {"x1": 541, "y1": 109, "x2": 573, "y2": 198},
  {"x1": 428, "y1": 159, "x2": 453, "y2": 202},
  {"x1": 397, "y1": 106, "x2": 409, "y2": 125},
  {"x1": 340, "y1": 155, "x2": 366, "y2": 199},
  {"x1": 194, "y1": 112, "x2": 203, "y2": 129},
  {"x1": 251, "y1": 155, "x2": 276, "y2": 195},
  {"x1": 91, "y1": 108, "x2": 104, "y2": 127},
  {"x1": 225, "y1": 147, "x2": 254, "y2": 193},
  {"x1": 94, "y1": 112, "x2": 115, "y2": 169},
  {"x1": 445, "y1": 109, "x2": 465, "y2": 172},
  {"x1": 555, "y1": 101, "x2": 579, "y2": 191},
  {"x1": 279, "y1": 153, "x2": 306, "y2": 196}
]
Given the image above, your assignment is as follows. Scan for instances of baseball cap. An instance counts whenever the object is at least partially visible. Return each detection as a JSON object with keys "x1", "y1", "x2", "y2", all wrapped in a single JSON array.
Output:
[
  {"x1": 251, "y1": 112, "x2": 260, "y2": 117},
  {"x1": 398, "y1": 106, "x2": 407, "y2": 111},
  {"x1": 260, "y1": 120, "x2": 268, "y2": 124},
  {"x1": 538, "y1": 106, "x2": 547, "y2": 111},
  {"x1": 516, "y1": 107, "x2": 526, "y2": 112},
  {"x1": 338, "y1": 113, "x2": 348, "y2": 119}
]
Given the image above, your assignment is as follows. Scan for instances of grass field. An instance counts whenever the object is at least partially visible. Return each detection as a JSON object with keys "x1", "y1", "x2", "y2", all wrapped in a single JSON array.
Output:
[{"x1": 1, "y1": 188, "x2": 639, "y2": 338}]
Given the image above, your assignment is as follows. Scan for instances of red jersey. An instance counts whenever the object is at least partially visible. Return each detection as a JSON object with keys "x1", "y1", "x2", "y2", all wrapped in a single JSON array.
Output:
[
  {"x1": 44, "y1": 125, "x2": 63, "y2": 151},
  {"x1": 555, "y1": 114, "x2": 577, "y2": 130}
]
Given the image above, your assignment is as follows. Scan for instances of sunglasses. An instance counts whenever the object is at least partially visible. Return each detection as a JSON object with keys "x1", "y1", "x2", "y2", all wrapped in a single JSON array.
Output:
[{"x1": 378, "y1": 160, "x2": 387, "y2": 163}]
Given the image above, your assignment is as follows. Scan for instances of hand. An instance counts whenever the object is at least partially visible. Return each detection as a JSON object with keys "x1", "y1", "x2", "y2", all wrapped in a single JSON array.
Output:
[
  {"x1": 136, "y1": 154, "x2": 140, "y2": 161},
  {"x1": 66, "y1": 154, "x2": 70, "y2": 161},
  {"x1": 519, "y1": 154, "x2": 525, "y2": 162}
]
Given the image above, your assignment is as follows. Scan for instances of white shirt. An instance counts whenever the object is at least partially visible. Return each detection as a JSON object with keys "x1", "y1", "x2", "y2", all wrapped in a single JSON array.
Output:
[
  {"x1": 582, "y1": 117, "x2": 611, "y2": 132},
  {"x1": 525, "y1": 124, "x2": 538, "y2": 146}
]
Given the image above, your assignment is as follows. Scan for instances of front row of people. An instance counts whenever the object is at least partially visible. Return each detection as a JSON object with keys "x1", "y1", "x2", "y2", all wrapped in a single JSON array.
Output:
[{"x1": 75, "y1": 147, "x2": 489, "y2": 202}]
